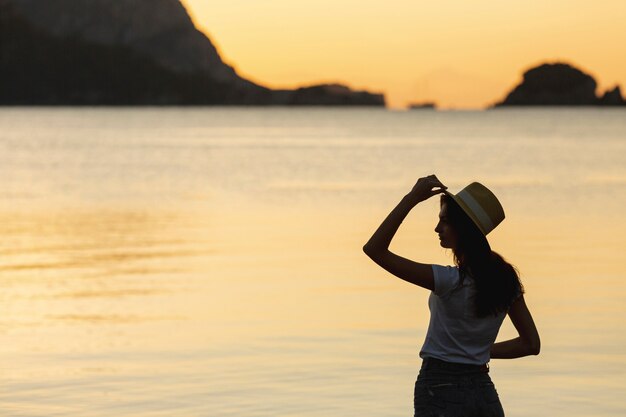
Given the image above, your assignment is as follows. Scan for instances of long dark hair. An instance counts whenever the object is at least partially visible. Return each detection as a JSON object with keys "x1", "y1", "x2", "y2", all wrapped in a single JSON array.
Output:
[{"x1": 441, "y1": 194, "x2": 523, "y2": 317}]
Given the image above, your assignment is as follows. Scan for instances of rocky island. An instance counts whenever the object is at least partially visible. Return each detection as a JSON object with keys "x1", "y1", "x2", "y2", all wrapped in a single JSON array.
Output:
[
  {"x1": 0, "y1": 0, "x2": 385, "y2": 106},
  {"x1": 494, "y1": 62, "x2": 624, "y2": 107}
]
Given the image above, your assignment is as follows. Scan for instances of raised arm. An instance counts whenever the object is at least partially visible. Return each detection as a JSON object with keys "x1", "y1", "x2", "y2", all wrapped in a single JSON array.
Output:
[
  {"x1": 490, "y1": 295, "x2": 541, "y2": 359},
  {"x1": 363, "y1": 175, "x2": 447, "y2": 290}
]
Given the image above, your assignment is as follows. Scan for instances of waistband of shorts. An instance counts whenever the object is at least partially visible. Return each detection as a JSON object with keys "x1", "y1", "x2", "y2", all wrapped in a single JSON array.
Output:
[{"x1": 421, "y1": 357, "x2": 489, "y2": 373}]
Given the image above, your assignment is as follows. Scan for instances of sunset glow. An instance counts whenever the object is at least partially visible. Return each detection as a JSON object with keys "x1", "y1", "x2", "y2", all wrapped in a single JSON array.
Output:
[{"x1": 181, "y1": 0, "x2": 626, "y2": 108}]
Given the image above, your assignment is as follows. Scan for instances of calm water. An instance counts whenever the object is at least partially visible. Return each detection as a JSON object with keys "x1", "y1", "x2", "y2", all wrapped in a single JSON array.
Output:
[{"x1": 0, "y1": 108, "x2": 625, "y2": 416}]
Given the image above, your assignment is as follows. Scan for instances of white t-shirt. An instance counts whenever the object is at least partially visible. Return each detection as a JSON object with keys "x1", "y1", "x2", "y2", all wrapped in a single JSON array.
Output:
[{"x1": 419, "y1": 264, "x2": 507, "y2": 365}]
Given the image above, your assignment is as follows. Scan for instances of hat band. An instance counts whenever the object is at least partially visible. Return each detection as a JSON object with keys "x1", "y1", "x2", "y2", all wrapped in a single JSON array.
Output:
[{"x1": 457, "y1": 189, "x2": 495, "y2": 234}]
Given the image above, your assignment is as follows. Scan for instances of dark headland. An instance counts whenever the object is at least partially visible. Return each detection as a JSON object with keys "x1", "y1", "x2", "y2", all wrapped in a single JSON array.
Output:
[
  {"x1": 494, "y1": 62, "x2": 625, "y2": 107},
  {"x1": 0, "y1": 0, "x2": 385, "y2": 106}
]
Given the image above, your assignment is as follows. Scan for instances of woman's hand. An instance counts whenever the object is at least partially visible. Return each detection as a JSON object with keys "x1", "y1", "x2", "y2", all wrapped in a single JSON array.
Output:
[
  {"x1": 490, "y1": 295, "x2": 541, "y2": 358},
  {"x1": 406, "y1": 175, "x2": 448, "y2": 204}
]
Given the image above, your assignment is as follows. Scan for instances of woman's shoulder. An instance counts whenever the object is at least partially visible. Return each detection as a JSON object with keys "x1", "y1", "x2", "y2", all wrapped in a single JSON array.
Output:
[{"x1": 431, "y1": 264, "x2": 463, "y2": 297}]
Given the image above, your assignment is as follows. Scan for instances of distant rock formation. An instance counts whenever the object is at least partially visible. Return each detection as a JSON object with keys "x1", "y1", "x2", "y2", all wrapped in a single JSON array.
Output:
[
  {"x1": 599, "y1": 86, "x2": 625, "y2": 106},
  {"x1": 0, "y1": 0, "x2": 385, "y2": 106},
  {"x1": 495, "y1": 62, "x2": 625, "y2": 106},
  {"x1": 408, "y1": 102, "x2": 437, "y2": 110},
  {"x1": 282, "y1": 84, "x2": 384, "y2": 106}
]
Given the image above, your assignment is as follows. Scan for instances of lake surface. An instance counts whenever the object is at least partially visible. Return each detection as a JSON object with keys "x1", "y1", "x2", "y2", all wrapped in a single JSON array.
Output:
[{"x1": 0, "y1": 107, "x2": 625, "y2": 416}]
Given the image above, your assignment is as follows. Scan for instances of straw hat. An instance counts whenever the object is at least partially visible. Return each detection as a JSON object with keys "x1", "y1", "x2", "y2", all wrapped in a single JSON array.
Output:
[{"x1": 446, "y1": 182, "x2": 505, "y2": 235}]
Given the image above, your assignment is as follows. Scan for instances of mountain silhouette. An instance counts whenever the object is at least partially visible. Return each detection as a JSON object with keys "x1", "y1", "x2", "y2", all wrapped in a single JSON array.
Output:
[
  {"x1": 495, "y1": 62, "x2": 624, "y2": 106},
  {"x1": 0, "y1": 0, "x2": 384, "y2": 106}
]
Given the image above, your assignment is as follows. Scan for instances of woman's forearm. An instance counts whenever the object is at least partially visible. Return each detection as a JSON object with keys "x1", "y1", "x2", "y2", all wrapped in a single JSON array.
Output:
[
  {"x1": 362, "y1": 176, "x2": 444, "y2": 290},
  {"x1": 490, "y1": 337, "x2": 541, "y2": 359},
  {"x1": 363, "y1": 194, "x2": 417, "y2": 255}
]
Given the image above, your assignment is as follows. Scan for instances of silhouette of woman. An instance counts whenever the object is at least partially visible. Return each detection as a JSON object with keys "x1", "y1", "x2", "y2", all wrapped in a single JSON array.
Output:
[{"x1": 364, "y1": 175, "x2": 540, "y2": 417}]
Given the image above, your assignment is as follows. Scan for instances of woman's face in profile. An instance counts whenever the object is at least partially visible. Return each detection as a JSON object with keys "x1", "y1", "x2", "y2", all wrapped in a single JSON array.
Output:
[{"x1": 435, "y1": 203, "x2": 458, "y2": 249}]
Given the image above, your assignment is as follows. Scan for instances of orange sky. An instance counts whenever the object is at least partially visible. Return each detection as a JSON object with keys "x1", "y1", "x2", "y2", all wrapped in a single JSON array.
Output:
[{"x1": 181, "y1": 0, "x2": 626, "y2": 109}]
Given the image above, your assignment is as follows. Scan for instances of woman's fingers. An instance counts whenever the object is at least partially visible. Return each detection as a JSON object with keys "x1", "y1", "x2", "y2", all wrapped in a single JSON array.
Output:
[
  {"x1": 431, "y1": 175, "x2": 446, "y2": 187},
  {"x1": 423, "y1": 175, "x2": 447, "y2": 190},
  {"x1": 430, "y1": 188, "x2": 446, "y2": 197},
  {"x1": 415, "y1": 177, "x2": 446, "y2": 190},
  {"x1": 409, "y1": 176, "x2": 447, "y2": 202}
]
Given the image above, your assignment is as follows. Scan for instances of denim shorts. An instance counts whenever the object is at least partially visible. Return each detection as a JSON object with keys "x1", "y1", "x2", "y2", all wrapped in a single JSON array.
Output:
[{"x1": 414, "y1": 358, "x2": 505, "y2": 417}]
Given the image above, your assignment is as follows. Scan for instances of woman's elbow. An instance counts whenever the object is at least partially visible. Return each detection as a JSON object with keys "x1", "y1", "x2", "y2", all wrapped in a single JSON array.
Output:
[
  {"x1": 362, "y1": 243, "x2": 383, "y2": 262},
  {"x1": 528, "y1": 338, "x2": 541, "y2": 356},
  {"x1": 363, "y1": 243, "x2": 375, "y2": 258}
]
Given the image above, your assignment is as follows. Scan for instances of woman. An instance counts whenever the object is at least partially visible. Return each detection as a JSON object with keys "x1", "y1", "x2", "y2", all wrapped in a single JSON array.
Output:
[{"x1": 363, "y1": 175, "x2": 540, "y2": 417}]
